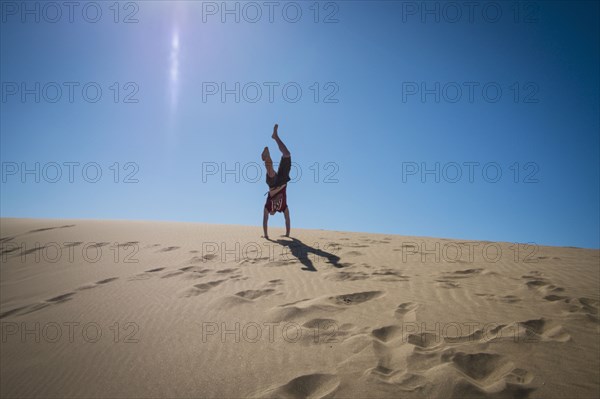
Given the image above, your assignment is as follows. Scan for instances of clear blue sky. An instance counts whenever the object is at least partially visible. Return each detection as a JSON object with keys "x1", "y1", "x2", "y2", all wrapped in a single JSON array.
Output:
[{"x1": 1, "y1": 1, "x2": 598, "y2": 248}]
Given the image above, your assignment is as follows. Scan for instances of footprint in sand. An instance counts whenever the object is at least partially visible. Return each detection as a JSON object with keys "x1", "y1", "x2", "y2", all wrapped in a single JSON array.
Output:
[
  {"x1": 234, "y1": 289, "x2": 276, "y2": 300},
  {"x1": 279, "y1": 298, "x2": 312, "y2": 307},
  {"x1": 539, "y1": 284, "x2": 565, "y2": 297},
  {"x1": 255, "y1": 373, "x2": 340, "y2": 399},
  {"x1": 522, "y1": 275, "x2": 549, "y2": 288},
  {"x1": 442, "y1": 268, "x2": 484, "y2": 279},
  {"x1": 179, "y1": 266, "x2": 202, "y2": 272},
  {"x1": 180, "y1": 279, "x2": 226, "y2": 297},
  {"x1": 238, "y1": 256, "x2": 270, "y2": 265},
  {"x1": 522, "y1": 272, "x2": 569, "y2": 303},
  {"x1": 271, "y1": 292, "x2": 384, "y2": 323},
  {"x1": 177, "y1": 266, "x2": 211, "y2": 279},
  {"x1": 437, "y1": 350, "x2": 536, "y2": 398},
  {"x1": 344, "y1": 302, "x2": 539, "y2": 398},
  {"x1": 371, "y1": 268, "x2": 409, "y2": 282},
  {"x1": 128, "y1": 267, "x2": 166, "y2": 281},
  {"x1": 435, "y1": 279, "x2": 461, "y2": 289},
  {"x1": 118, "y1": 241, "x2": 139, "y2": 247},
  {"x1": 1, "y1": 246, "x2": 20, "y2": 256},
  {"x1": 543, "y1": 294, "x2": 569, "y2": 301},
  {"x1": 505, "y1": 367, "x2": 535, "y2": 385},
  {"x1": 566, "y1": 297, "x2": 599, "y2": 322},
  {"x1": 5, "y1": 291, "x2": 76, "y2": 318},
  {"x1": 158, "y1": 246, "x2": 180, "y2": 252},
  {"x1": 343, "y1": 320, "x2": 536, "y2": 398},
  {"x1": 522, "y1": 272, "x2": 598, "y2": 323},
  {"x1": 78, "y1": 277, "x2": 119, "y2": 290},
  {"x1": 26, "y1": 224, "x2": 75, "y2": 234},
  {"x1": 406, "y1": 332, "x2": 441, "y2": 349},
  {"x1": 475, "y1": 293, "x2": 522, "y2": 304},
  {"x1": 3, "y1": 275, "x2": 124, "y2": 318},
  {"x1": 47, "y1": 292, "x2": 75, "y2": 303},
  {"x1": 371, "y1": 325, "x2": 404, "y2": 343},
  {"x1": 0, "y1": 305, "x2": 33, "y2": 319},
  {"x1": 444, "y1": 352, "x2": 513, "y2": 381},
  {"x1": 19, "y1": 246, "x2": 48, "y2": 256},
  {"x1": 327, "y1": 291, "x2": 384, "y2": 306},
  {"x1": 499, "y1": 295, "x2": 521, "y2": 303},
  {"x1": 443, "y1": 371, "x2": 534, "y2": 399},
  {"x1": 270, "y1": 302, "x2": 340, "y2": 322},
  {"x1": 160, "y1": 270, "x2": 185, "y2": 278},
  {"x1": 434, "y1": 268, "x2": 484, "y2": 288},
  {"x1": 394, "y1": 302, "x2": 418, "y2": 320},
  {"x1": 526, "y1": 318, "x2": 571, "y2": 342},
  {"x1": 506, "y1": 318, "x2": 571, "y2": 343},
  {"x1": 216, "y1": 268, "x2": 239, "y2": 275}
]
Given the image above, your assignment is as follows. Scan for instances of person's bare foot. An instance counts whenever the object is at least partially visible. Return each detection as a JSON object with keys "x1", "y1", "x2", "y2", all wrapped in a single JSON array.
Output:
[
  {"x1": 261, "y1": 146, "x2": 270, "y2": 162},
  {"x1": 272, "y1": 124, "x2": 279, "y2": 140}
]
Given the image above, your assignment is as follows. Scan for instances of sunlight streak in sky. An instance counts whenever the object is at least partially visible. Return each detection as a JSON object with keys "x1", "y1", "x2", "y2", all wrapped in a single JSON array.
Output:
[{"x1": 169, "y1": 29, "x2": 180, "y2": 114}]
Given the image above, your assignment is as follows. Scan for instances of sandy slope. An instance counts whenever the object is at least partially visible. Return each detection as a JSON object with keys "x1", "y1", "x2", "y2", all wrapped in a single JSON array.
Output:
[{"x1": 0, "y1": 218, "x2": 598, "y2": 398}]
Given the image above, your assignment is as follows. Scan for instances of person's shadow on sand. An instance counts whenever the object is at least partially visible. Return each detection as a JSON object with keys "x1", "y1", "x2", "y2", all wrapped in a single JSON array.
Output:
[{"x1": 273, "y1": 237, "x2": 343, "y2": 272}]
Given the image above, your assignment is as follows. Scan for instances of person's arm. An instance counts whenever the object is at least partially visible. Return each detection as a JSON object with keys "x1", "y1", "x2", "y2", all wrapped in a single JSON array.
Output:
[
  {"x1": 263, "y1": 207, "x2": 269, "y2": 238},
  {"x1": 268, "y1": 183, "x2": 286, "y2": 197},
  {"x1": 284, "y1": 208, "x2": 291, "y2": 237}
]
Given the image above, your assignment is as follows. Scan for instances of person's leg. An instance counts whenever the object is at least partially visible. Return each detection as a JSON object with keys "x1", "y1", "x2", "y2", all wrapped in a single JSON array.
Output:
[
  {"x1": 263, "y1": 207, "x2": 270, "y2": 239},
  {"x1": 272, "y1": 124, "x2": 290, "y2": 158},
  {"x1": 275, "y1": 156, "x2": 291, "y2": 187},
  {"x1": 284, "y1": 207, "x2": 291, "y2": 237},
  {"x1": 262, "y1": 146, "x2": 276, "y2": 178}
]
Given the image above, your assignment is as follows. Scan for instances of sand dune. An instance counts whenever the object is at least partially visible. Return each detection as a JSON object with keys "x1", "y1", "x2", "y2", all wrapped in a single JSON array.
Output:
[{"x1": 0, "y1": 218, "x2": 598, "y2": 398}]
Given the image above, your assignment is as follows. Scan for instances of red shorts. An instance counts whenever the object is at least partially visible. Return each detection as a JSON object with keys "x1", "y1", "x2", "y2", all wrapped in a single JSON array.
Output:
[{"x1": 265, "y1": 185, "x2": 287, "y2": 213}]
